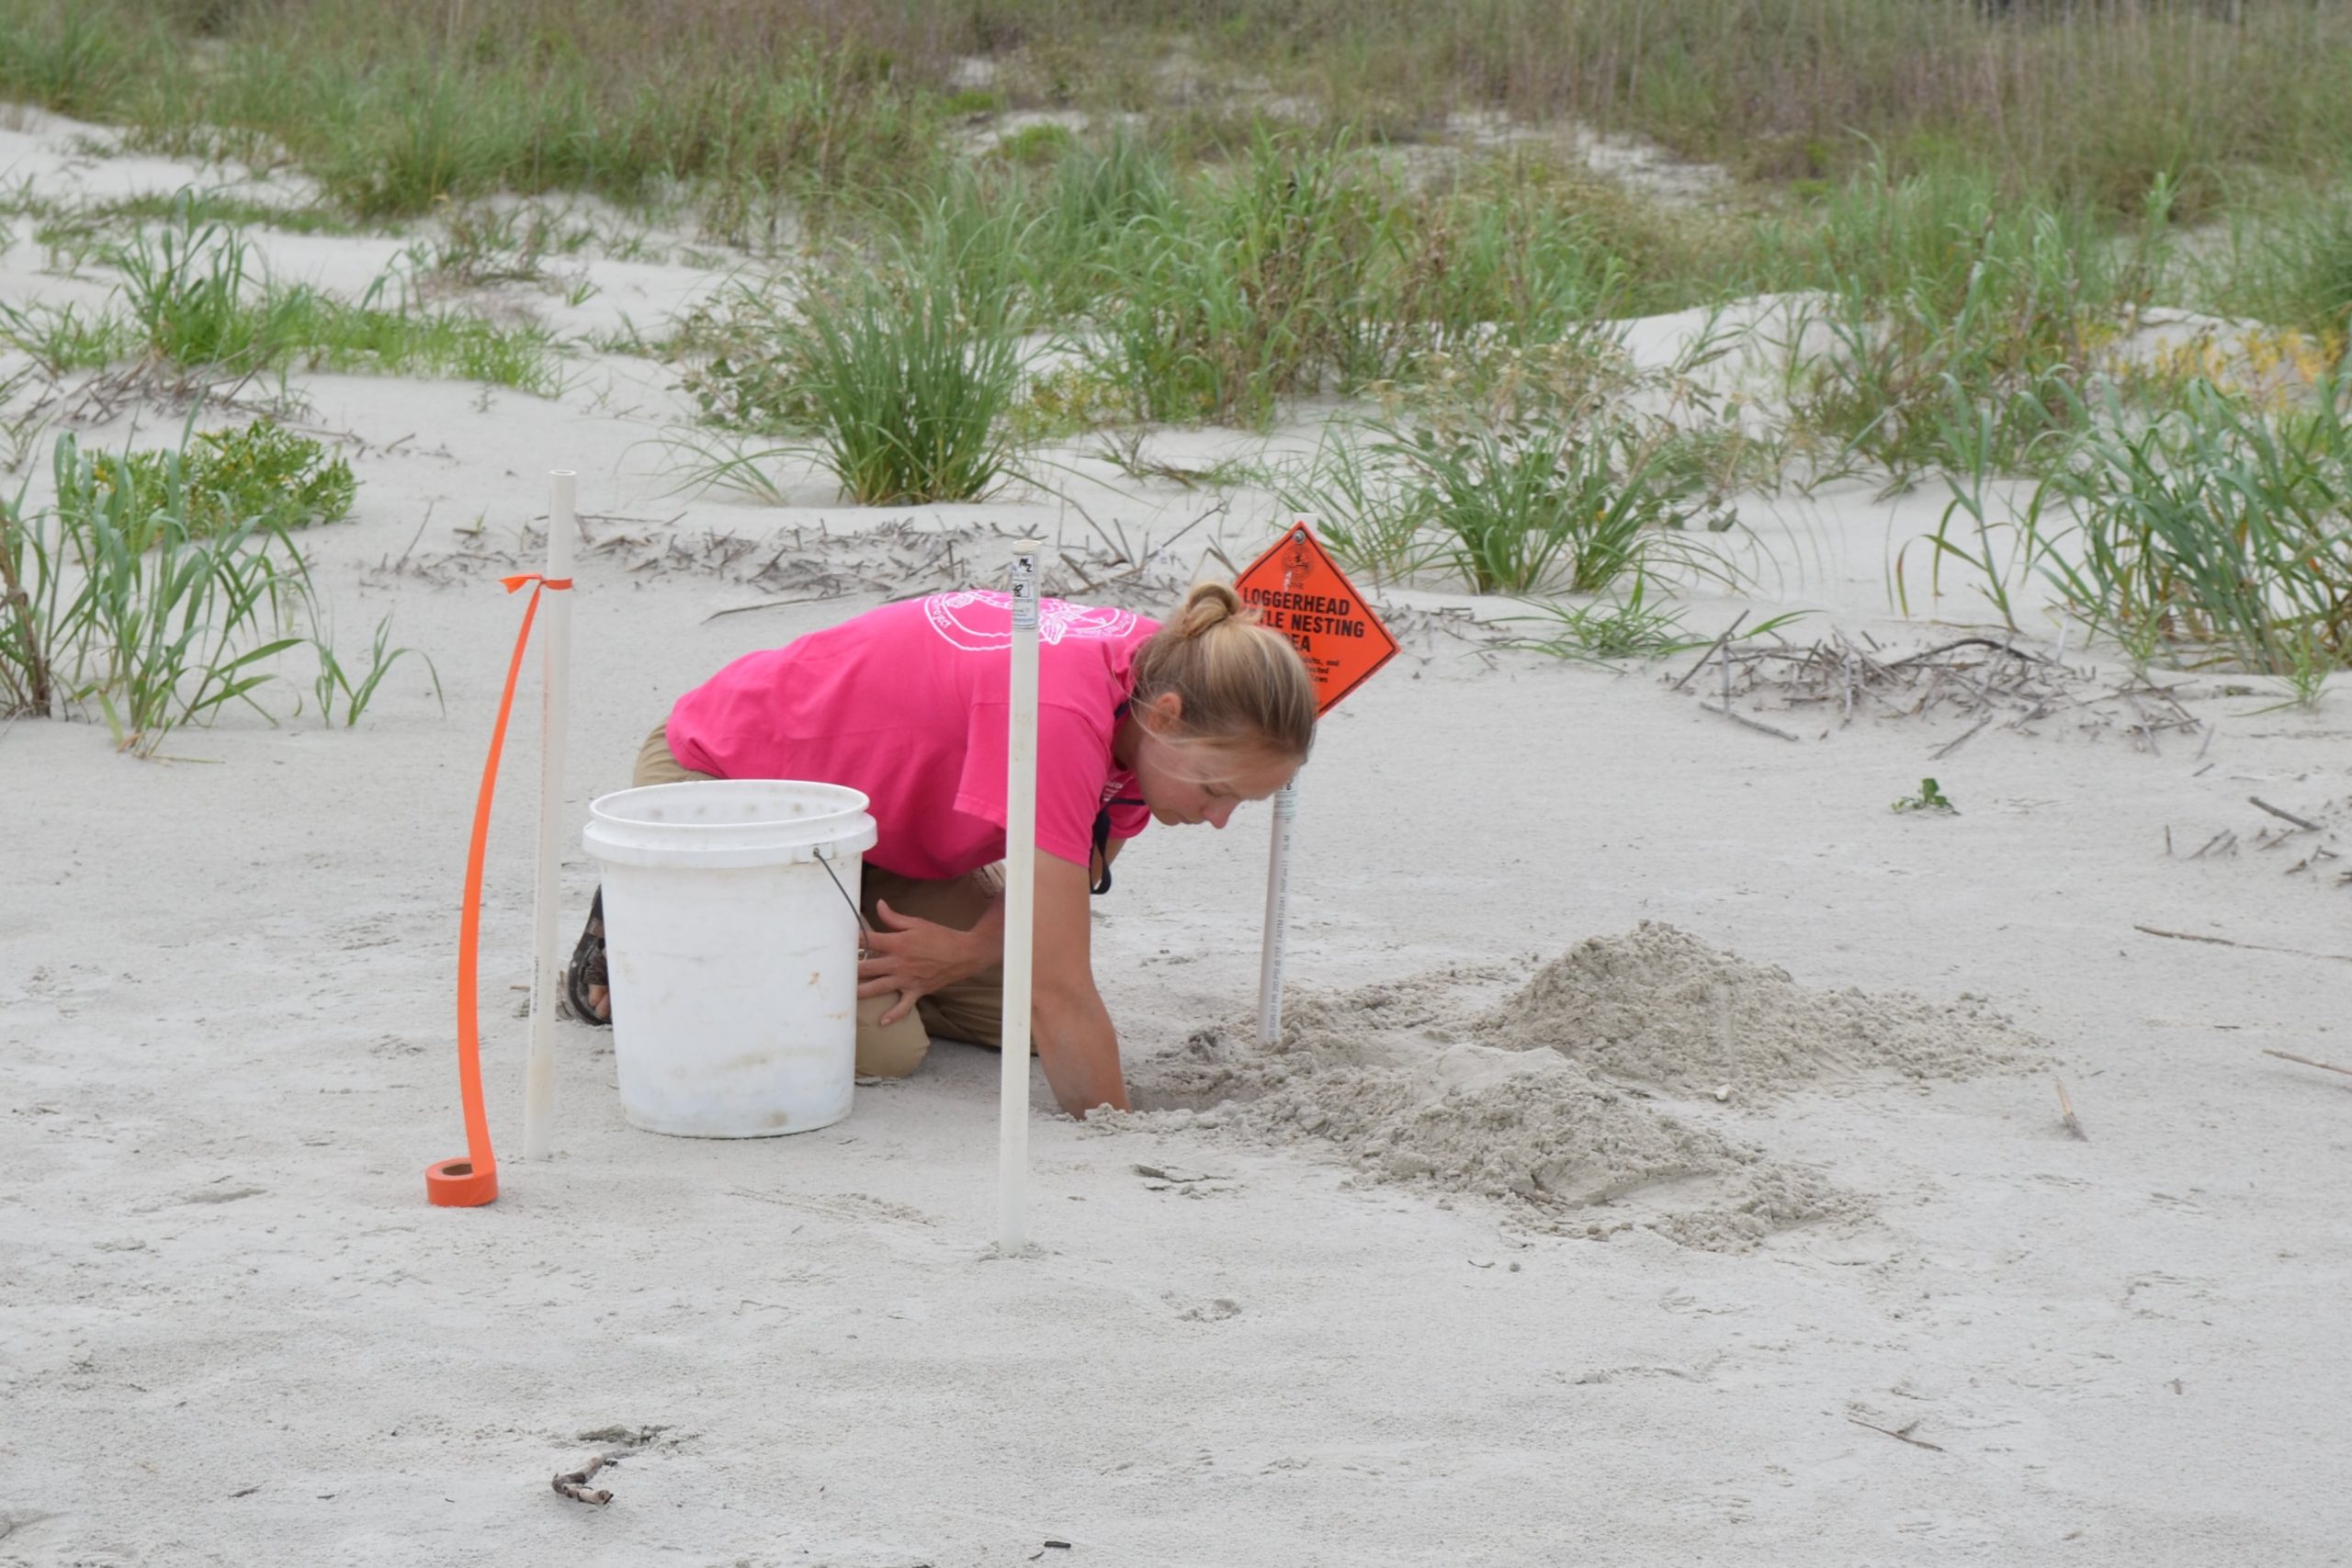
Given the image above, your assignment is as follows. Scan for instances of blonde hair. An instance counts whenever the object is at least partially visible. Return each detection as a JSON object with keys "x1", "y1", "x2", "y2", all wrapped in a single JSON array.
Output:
[{"x1": 1128, "y1": 581, "x2": 1317, "y2": 761}]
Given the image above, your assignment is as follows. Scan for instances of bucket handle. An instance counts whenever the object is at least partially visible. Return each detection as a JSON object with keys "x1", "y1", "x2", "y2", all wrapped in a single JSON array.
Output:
[{"x1": 812, "y1": 843, "x2": 876, "y2": 955}]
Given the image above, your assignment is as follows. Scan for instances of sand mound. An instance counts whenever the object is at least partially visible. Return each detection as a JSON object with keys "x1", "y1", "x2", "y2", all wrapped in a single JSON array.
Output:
[
  {"x1": 1476, "y1": 920, "x2": 2038, "y2": 1096},
  {"x1": 1120, "y1": 928, "x2": 2038, "y2": 1250}
]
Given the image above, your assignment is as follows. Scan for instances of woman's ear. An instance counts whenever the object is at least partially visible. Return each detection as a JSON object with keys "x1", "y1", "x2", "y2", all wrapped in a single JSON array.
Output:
[{"x1": 1141, "y1": 691, "x2": 1185, "y2": 733}]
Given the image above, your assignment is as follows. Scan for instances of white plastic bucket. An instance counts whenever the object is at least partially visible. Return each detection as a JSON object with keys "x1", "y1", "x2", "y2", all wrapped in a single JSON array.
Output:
[{"x1": 582, "y1": 779, "x2": 877, "y2": 1138}]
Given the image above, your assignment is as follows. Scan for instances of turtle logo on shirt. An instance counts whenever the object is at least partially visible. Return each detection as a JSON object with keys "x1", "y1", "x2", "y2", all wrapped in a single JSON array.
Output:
[{"x1": 922, "y1": 591, "x2": 1138, "y2": 651}]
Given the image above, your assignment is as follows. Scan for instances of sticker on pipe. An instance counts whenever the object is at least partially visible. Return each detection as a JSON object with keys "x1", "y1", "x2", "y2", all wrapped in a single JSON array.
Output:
[{"x1": 1234, "y1": 524, "x2": 1398, "y2": 714}]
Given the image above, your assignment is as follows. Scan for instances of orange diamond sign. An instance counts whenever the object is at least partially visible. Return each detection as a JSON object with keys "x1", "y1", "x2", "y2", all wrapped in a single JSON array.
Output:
[{"x1": 1234, "y1": 524, "x2": 1398, "y2": 715}]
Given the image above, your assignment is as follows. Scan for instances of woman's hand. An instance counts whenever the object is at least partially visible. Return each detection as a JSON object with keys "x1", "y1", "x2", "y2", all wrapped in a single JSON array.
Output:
[
  {"x1": 856, "y1": 898, "x2": 994, "y2": 1026},
  {"x1": 1031, "y1": 853, "x2": 1129, "y2": 1116}
]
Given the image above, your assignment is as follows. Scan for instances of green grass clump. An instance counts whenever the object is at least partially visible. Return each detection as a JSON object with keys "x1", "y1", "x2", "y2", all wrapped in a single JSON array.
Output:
[
  {"x1": 1276, "y1": 409, "x2": 1737, "y2": 597},
  {"x1": 306, "y1": 605, "x2": 438, "y2": 728},
  {"x1": 688, "y1": 212, "x2": 1031, "y2": 505},
  {"x1": 0, "y1": 298, "x2": 138, "y2": 374},
  {"x1": 1082, "y1": 133, "x2": 1383, "y2": 427},
  {"x1": 1758, "y1": 156, "x2": 2163, "y2": 483},
  {"x1": 3, "y1": 429, "x2": 310, "y2": 751},
  {"x1": 1911, "y1": 376, "x2": 2352, "y2": 678},
  {"x1": 1501, "y1": 581, "x2": 1807, "y2": 668},
  {"x1": 2208, "y1": 195, "x2": 2352, "y2": 344},
  {"x1": 0, "y1": 211, "x2": 566, "y2": 392},
  {"x1": 92, "y1": 420, "x2": 355, "y2": 540},
  {"x1": 2034, "y1": 378, "x2": 2352, "y2": 675},
  {"x1": 2, "y1": 423, "x2": 425, "y2": 747},
  {"x1": 1408, "y1": 418, "x2": 1692, "y2": 595},
  {"x1": 1498, "y1": 576, "x2": 1712, "y2": 667}
]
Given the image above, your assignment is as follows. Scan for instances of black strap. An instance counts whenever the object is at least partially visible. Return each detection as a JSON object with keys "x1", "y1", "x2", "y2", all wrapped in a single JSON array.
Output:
[
  {"x1": 1090, "y1": 796, "x2": 1145, "y2": 896},
  {"x1": 1091, "y1": 696, "x2": 1139, "y2": 897}
]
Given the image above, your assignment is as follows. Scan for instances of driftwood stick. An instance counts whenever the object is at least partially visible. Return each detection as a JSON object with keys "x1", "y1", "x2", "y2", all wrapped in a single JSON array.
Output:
[
  {"x1": 1669, "y1": 612, "x2": 1748, "y2": 693},
  {"x1": 2133, "y1": 925, "x2": 2352, "y2": 964},
  {"x1": 1933, "y1": 716, "x2": 1994, "y2": 760},
  {"x1": 2053, "y1": 1076, "x2": 2087, "y2": 1140},
  {"x1": 1883, "y1": 636, "x2": 2047, "y2": 670},
  {"x1": 1699, "y1": 702, "x2": 1802, "y2": 742},
  {"x1": 2248, "y1": 796, "x2": 2324, "y2": 833},
  {"x1": 2188, "y1": 829, "x2": 2235, "y2": 860},
  {"x1": 1847, "y1": 1416, "x2": 1945, "y2": 1452},
  {"x1": 701, "y1": 593, "x2": 830, "y2": 624},
  {"x1": 2263, "y1": 1048, "x2": 2352, "y2": 1080},
  {"x1": 553, "y1": 1453, "x2": 615, "y2": 1506}
]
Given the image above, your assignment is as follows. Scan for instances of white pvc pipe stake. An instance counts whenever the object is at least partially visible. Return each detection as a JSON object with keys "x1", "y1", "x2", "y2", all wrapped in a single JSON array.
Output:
[
  {"x1": 522, "y1": 471, "x2": 575, "y2": 1161},
  {"x1": 998, "y1": 547, "x2": 1041, "y2": 1253},
  {"x1": 1256, "y1": 778, "x2": 1298, "y2": 1049}
]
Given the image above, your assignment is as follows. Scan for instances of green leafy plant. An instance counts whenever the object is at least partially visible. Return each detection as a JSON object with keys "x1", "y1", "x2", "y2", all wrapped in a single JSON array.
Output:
[
  {"x1": 1892, "y1": 777, "x2": 1958, "y2": 814},
  {"x1": 92, "y1": 419, "x2": 356, "y2": 539}
]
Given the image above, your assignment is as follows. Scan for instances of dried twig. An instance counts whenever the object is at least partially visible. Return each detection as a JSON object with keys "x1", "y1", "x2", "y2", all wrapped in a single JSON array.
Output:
[
  {"x1": 2132, "y1": 925, "x2": 2352, "y2": 964},
  {"x1": 1932, "y1": 716, "x2": 1993, "y2": 760},
  {"x1": 702, "y1": 593, "x2": 831, "y2": 624},
  {"x1": 2248, "y1": 796, "x2": 2324, "y2": 833},
  {"x1": 1699, "y1": 702, "x2": 1801, "y2": 742},
  {"x1": 1847, "y1": 1417, "x2": 1945, "y2": 1452},
  {"x1": 2053, "y1": 1076, "x2": 2087, "y2": 1140},
  {"x1": 1668, "y1": 612, "x2": 1747, "y2": 694},
  {"x1": 553, "y1": 1453, "x2": 614, "y2": 1506},
  {"x1": 2262, "y1": 1048, "x2": 2352, "y2": 1080}
]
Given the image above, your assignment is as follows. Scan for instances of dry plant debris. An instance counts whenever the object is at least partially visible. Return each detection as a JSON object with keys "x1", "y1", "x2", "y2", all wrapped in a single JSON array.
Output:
[
  {"x1": 1668, "y1": 630, "x2": 2208, "y2": 753},
  {"x1": 2262, "y1": 1048, "x2": 2352, "y2": 1080},
  {"x1": 2054, "y1": 1075, "x2": 2088, "y2": 1140},
  {"x1": 1847, "y1": 1416, "x2": 1946, "y2": 1453},
  {"x1": 373, "y1": 512, "x2": 1503, "y2": 656},
  {"x1": 552, "y1": 1451, "x2": 615, "y2": 1506}
]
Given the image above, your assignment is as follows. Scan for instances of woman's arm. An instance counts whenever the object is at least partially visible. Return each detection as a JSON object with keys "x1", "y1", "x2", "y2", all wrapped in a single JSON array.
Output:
[
  {"x1": 1030, "y1": 852, "x2": 1128, "y2": 1116},
  {"x1": 857, "y1": 836, "x2": 1127, "y2": 1029}
]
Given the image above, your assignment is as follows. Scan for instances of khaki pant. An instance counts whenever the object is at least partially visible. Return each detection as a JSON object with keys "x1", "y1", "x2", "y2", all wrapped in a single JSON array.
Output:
[{"x1": 630, "y1": 722, "x2": 1006, "y2": 1078}]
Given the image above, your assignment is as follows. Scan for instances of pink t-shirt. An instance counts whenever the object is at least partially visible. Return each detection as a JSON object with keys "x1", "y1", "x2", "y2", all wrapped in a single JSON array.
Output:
[{"x1": 666, "y1": 592, "x2": 1159, "y2": 880}]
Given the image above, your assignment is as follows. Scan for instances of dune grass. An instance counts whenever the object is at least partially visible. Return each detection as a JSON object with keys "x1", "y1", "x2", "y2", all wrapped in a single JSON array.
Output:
[
  {"x1": 1907, "y1": 375, "x2": 2352, "y2": 677},
  {"x1": 6, "y1": 0, "x2": 2350, "y2": 228},
  {"x1": 0, "y1": 420, "x2": 429, "y2": 747},
  {"x1": 0, "y1": 209, "x2": 562, "y2": 392},
  {"x1": 3, "y1": 0, "x2": 2346, "y2": 670},
  {"x1": 1, "y1": 426, "x2": 312, "y2": 750},
  {"x1": 669, "y1": 203, "x2": 1034, "y2": 505}
]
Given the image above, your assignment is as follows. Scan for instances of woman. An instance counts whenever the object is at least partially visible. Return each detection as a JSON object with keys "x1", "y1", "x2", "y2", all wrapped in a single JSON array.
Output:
[{"x1": 570, "y1": 581, "x2": 1316, "y2": 1118}]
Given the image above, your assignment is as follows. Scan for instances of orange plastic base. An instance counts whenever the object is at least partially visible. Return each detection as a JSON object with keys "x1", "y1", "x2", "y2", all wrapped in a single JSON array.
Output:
[{"x1": 425, "y1": 1156, "x2": 499, "y2": 1207}]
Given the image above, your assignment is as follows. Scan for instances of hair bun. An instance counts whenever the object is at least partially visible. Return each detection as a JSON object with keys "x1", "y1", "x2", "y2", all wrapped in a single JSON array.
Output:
[{"x1": 1177, "y1": 581, "x2": 1247, "y2": 639}]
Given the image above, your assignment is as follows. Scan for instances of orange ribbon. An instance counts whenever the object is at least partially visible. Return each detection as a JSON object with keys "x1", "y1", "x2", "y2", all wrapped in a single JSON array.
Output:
[{"x1": 428, "y1": 571, "x2": 572, "y2": 1207}]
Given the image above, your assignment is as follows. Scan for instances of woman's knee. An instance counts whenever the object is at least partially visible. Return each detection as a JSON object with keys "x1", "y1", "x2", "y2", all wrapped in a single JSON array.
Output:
[
  {"x1": 855, "y1": 994, "x2": 932, "y2": 1078},
  {"x1": 632, "y1": 721, "x2": 712, "y2": 788}
]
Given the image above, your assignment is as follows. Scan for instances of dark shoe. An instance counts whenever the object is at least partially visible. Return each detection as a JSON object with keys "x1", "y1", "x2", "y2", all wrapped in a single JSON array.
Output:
[{"x1": 565, "y1": 888, "x2": 611, "y2": 1026}]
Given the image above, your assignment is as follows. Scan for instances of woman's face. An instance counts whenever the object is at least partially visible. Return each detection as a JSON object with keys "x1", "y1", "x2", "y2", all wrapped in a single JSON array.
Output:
[{"x1": 1131, "y1": 729, "x2": 1300, "y2": 829}]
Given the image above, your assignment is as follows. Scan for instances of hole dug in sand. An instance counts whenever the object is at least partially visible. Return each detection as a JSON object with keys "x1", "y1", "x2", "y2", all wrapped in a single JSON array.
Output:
[{"x1": 1124, "y1": 923, "x2": 2041, "y2": 1251}]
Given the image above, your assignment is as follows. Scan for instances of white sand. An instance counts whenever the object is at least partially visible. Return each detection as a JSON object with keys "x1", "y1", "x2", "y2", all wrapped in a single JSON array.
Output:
[{"x1": 4, "y1": 118, "x2": 2351, "y2": 1567}]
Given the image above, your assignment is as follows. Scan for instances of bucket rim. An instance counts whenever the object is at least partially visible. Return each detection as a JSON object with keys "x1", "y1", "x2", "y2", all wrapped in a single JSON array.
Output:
[{"x1": 588, "y1": 777, "x2": 872, "y2": 830}]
